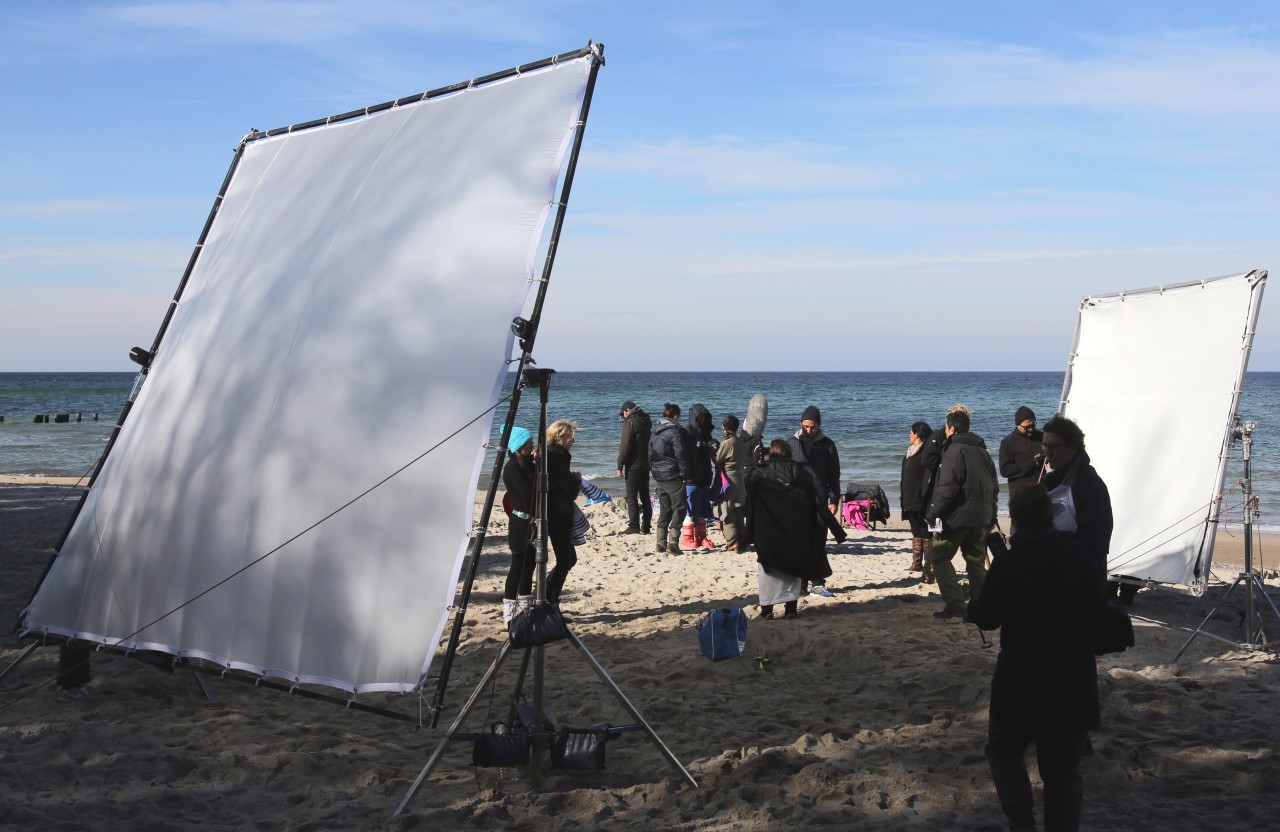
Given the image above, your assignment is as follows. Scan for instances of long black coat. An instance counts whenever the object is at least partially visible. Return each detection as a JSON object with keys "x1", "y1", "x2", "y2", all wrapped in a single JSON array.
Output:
[
  {"x1": 899, "y1": 444, "x2": 928, "y2": 515},
  {"x1": 969, "y1": 525, "x2": 1102, "y2": 731},
  {"x1": 743, "y1": 459, "x2": 841, "y2": 583},
  {"x1": 685, "y1": 404, "x2": 717, "y2": 487},
  {"x1": 1042, "y1": 450, "x2": 1113, "y2": 582},
  {"x1": 502, "y1": 454, "x2": 536, "y2": 553},
  {"x1": 545, "y1": 442, "x2": 578, "y2": 531}
]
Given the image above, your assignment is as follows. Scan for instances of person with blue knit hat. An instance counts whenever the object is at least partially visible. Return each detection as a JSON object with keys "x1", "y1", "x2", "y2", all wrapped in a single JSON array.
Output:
[
  {"x1": 507, "y1": 425, "x2": 533, "y2": 455},
  {"x1": 501, "y1": 425, "x2": 537, "y2": 624}
]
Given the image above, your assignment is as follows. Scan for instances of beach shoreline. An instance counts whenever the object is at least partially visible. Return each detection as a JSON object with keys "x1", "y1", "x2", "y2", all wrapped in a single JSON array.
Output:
[{"x1": 2, "y1": 480, "x2": 1278, "y2": 828}]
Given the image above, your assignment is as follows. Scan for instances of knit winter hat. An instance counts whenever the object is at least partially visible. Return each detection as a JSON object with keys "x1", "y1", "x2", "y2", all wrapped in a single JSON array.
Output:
[
  {"x1": 1014, "y1": 406, "x2": 1036, "y2": 425},
  {"x1": 801, "y1": 405, "x2": 822, "y2": 424},
  {"x1": 506, "y1": 425, "x2": 533, "y2": 453}
]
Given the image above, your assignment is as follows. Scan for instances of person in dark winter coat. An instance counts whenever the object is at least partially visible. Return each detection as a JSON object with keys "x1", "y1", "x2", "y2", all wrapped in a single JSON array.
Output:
[
  {"x1": 616, "y1": 401, "x2": 652, "y2": 535},
  {"x1": 999, "y1": 406, "x2": 1045, "y2": 528},
  {"x1": 743, "y1": 440, "x2": 846, "y2": 619},
  {"x1": 501, "y1": 426, "x2": 537, "y2": 624},
  {"x1": 915, "y1": 406, "x2": 958, "y2": 585},
  {"x1": 682, "y1": 403, "x2": 719, "y2": 550},
  {"x1": 900, "y1": 420, "x2": 934, "y2": 575},
  {"x1": 1041, "y1": 415, "x2": 1115, "y2": 599},
  {"x1": 925, "y1": 408, "x2": 998, "y2": 619},
  {"x1": 648, "y1": 403, "x2": 691, "y2": 554},
  {"x1": 787, "y1": 405, "x2": 841, "y2": 597},
  {"x1": 787, "y1": 405, "x2": 842, "y2": 510},
  {"x1": 544, "y1": 419, "x2": 582, "y2": 605},
  {"x1": 970, "y1": 483, "x2": 1102, "y2": 832}
]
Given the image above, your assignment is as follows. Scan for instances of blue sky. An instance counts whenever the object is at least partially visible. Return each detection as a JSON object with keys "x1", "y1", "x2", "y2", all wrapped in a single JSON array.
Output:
[{"x1": 3, "y1": 1, "x2": 1278, "y2": 371}]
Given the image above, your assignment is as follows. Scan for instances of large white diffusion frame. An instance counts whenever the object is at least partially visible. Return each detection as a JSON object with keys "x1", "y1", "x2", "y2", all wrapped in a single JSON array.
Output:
[
  {"x1": 1060, "y1": 270, "x2": 1266, "y2": 588},
  {"x1": 21, "y1": 54, "x2": 595, "y2": 694}
]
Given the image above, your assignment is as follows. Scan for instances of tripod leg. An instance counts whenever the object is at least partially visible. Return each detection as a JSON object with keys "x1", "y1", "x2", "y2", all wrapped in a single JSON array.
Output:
[
  {"x1": 564, "y1": 626, "x2": 698, "y2": 789},
  {"x1": 1172, "y1": 577, "x2": 1243, "y2": 662},
  {"x1": 0, "y1": 642, "x2": 39, "y2": 684},
  {"x1": 190, "y1": 669, "x2": 215, "y2": 702},
  {"x1": 1251, "y1": 574, "x2": 1280, "y2": 620},
  {"x1": 395, "y1": 639, "x2": 515, "y2": 816}
]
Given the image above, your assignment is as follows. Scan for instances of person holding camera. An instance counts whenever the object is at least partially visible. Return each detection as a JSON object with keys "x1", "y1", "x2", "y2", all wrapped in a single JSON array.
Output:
[
  {"x1": 999, "y1": 406, "x2": 1045, "y2": 533},
  {"x1": 969, "y1": 483, "x2": 1102, "y2": 832},
  {"x1": 924, "y1": 407, "x2": 999, "y2": 620}
]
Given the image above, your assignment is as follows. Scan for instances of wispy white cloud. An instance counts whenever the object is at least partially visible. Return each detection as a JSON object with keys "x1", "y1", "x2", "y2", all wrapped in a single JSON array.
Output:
[
  {"x1": 0, "y1": 197, "x2": 199, "y2": 217},
  {"x1": 587, "y1": 138, "x2": 889, "y2": 195},
  {"x1": 0, "y1": 1, "x2": 564, "y2": 65},
  {"x1": 108, "y1": 0, "x2": 555, "y2": 45},
  {"x1": 826, "y1": 26, "x2": 1280, "y2": 121}
]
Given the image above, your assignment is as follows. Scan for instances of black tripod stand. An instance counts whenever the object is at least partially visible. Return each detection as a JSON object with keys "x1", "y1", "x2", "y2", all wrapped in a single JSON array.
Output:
[
  {"x1": 395, "y1": 369, "x2": 696, "y2": 815},
  {"x1": 1174, "y1": 420, "x2": 1280, "y2": 660}
]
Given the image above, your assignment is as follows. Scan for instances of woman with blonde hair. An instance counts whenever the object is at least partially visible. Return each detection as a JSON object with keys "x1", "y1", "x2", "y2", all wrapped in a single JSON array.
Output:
[{"x1": 545, "y1": 419, "x2": 582, "y2": 604}]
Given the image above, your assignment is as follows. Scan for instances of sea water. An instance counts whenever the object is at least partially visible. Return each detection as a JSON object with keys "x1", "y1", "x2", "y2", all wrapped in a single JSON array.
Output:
[{"x1": 3, "y1": 371, "x2": 1278, "y2": 530}]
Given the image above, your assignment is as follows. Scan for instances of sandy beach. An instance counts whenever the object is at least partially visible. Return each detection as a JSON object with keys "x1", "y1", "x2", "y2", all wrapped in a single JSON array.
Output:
[{"x1": 2, "y1": 476, "x2": 1279, "y2": 830}]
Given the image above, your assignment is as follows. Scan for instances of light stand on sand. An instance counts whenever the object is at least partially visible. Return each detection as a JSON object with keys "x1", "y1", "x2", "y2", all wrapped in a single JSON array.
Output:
[
  {"x1": 1174, "y1": 420, "x2": 1280, "y2": 660},
  {"x1": 394, "y1": 369, "x2": 697, "y2": 815}
]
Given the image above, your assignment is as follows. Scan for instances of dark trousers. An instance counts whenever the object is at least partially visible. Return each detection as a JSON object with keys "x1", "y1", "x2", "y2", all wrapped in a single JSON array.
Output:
[
  {"x1": 624, "y1": 464, "x2": 652, "y2": 531},
  {"x1": 986, "y1": 718, "x2": 1087, "y2": 832},
  {"x1": 654, "y1": 478, "x2": 687, "y2": 548},
  {"x1": 504, "y1": 542, "x2": 536, "y2": 600},
  {"x1": 931, "y1": 526, "x2": 988, "y2": 612},
  {"x1": 58, "y1": 643, "x2": 92, "y2": 689},
  {"x1": 546, "y1": 523, "x2": 577, "y2": 603}
]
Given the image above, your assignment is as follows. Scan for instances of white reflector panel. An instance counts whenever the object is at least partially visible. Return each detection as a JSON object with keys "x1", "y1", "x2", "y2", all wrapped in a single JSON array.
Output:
[
  {"x1": 1062, "y1": 270, "x2": 1265, "y2": 587},
  {"x1": 22, "y1": 53, "x2": 594, "y2": 693}
]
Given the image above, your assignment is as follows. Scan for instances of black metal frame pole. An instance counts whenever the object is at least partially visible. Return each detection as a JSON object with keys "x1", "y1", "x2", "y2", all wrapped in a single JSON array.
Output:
[
  {"x1": 528, "y1": 369, "x2": 554, "y2": 785},
  {"x1": 425, "y1": 42, "x2": 604, "y2": 725}
]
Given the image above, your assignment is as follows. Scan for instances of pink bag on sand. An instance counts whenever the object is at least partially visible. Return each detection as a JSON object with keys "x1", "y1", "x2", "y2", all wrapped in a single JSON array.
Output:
[{"x1": 842, "y1": 500, "x2": 871, "y2": 531}]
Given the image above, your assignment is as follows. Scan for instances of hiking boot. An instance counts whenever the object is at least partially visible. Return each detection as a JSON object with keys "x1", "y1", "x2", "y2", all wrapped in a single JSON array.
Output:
[
  {"x1": 622, "y1": 527, "x2": 641, "y2": 535},
  {"x1": 654, "y1": 540, "x2": 668, "y2": 554}
]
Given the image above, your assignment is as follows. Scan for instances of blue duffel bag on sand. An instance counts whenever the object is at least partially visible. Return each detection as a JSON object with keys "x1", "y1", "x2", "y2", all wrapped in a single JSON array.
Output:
[{"x1": 697, "y1": 607, "x2": 747, "y2": 660}]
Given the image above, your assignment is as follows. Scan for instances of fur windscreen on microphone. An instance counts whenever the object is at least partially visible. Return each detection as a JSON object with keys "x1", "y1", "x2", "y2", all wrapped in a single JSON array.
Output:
[{"x1": 743, "y1": 394, "x2": 768, "y2": 439}]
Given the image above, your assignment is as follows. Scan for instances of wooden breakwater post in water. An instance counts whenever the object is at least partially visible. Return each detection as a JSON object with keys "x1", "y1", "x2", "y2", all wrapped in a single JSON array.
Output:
[{"x1": 28, "y1": 413, "x2": 98, "y2": 424}]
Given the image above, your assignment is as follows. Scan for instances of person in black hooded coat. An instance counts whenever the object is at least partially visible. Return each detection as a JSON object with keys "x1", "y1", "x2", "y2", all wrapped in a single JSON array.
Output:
[{"x1": 743, "y1": 440, "x2": 846, "y2": 618}]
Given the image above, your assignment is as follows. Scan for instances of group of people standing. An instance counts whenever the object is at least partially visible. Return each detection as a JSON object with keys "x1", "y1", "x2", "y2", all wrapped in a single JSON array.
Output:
[
  {"x1": 503, "y1": 394, "x2": 1118, "y2": 830},
  {"x1": 898, "y1": 402, "x2": 1118, "y2": 831},
  {"x1": 618, "y1": 398, "x2": 846, "y2": 614}
]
